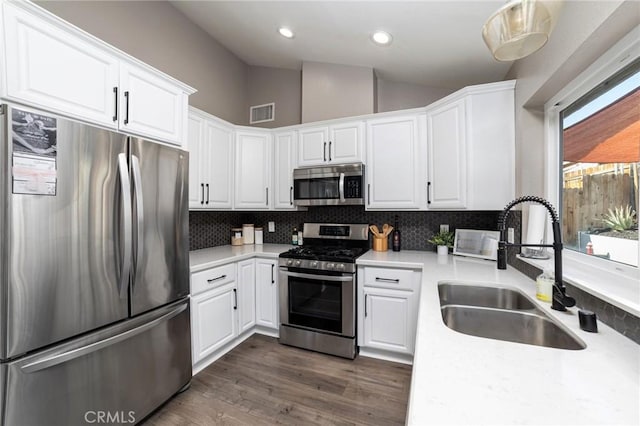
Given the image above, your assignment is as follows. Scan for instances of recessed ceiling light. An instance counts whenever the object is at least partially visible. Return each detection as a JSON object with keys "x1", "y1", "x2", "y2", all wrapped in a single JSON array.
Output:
[
  {"x1": 371, "y1": 31, "x2": 392, "y2": 46},
  {"x1": 278, "y1": 27, "x2": 294, "y2": 39}
]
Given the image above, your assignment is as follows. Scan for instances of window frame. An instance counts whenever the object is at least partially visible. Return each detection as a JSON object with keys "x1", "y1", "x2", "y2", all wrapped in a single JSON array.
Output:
[{"x1": 541, "y1": 26, "x2": 640, "y2": 307}]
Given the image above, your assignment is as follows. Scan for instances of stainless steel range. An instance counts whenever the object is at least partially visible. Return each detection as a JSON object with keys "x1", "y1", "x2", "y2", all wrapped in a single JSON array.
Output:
[{"x1": 278, "y1": 223, "x2": 369, "y2": 359}]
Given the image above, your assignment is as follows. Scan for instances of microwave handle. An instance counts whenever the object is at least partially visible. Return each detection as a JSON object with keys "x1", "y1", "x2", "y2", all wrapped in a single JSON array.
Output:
[{"x1": 339, "y1": 172, "x2": 345, "y2": 202}]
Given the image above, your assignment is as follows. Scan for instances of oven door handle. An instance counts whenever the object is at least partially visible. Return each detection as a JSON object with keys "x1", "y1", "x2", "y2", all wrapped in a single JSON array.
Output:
[{"x1": 281, "y1": 270, "x2": 353, "y2": 282}]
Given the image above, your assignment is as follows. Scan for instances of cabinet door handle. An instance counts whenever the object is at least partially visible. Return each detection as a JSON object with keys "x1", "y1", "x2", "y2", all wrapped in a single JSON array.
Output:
[
  {"x1": 206, "y1": 183, "x2": 210, "y2": 205},
  {"x1": 271, "y1": 264, "x2": 275, "y2": 284},
  {"x1": 328, "y1": 141, "x2": 332, "y2": 161},
  {"x1": 265, "y1": 188, "x2": 269, "y2": 206},
  {"x1": 200, "y1": 183, "x2": 204, "y2": 205},
  {"x1": 323, "y1": 142, "x2": 327, "y2": 162},
  {"x1": 124, "y1": 91, "x2": 130, "y2": 125},
  {"x1": 367, "y1": 184, "x2": 371, "y2": 205},
  {"x1": 233, "y1": 288, "x2": 237, "y2": 310},
  {"x1": 364, "y1": 294, "x2": 368, "y2": 317},
  {"x1": 207, "y1": 274, "x2": 226, "y2": 283},
  {"x1": 375, "y1": 277, "x2": 400, "y2": 283},
  {"x1": 427, "y1": 181, "x2": 432, "y2": 205},
  {"x1": 112, "y1": 87, "x2": 118, "y2": 122},
  {"x1": 290, "y1": 186, "x2": 293, "y2": 206}
]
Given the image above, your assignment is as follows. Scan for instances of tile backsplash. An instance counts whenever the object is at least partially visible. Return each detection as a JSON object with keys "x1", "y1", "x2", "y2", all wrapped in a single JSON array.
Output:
[
  {"x1": 189, "y1": 207, "x2": 639, "y2": 344},
  {"x1": 189, "y1": 207, "x2": 503, "y2": 251}
]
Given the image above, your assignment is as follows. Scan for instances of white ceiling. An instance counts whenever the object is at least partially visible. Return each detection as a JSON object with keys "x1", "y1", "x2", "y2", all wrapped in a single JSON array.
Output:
[{"x1": 170, "y1": 1, "x2": 514, "y2": 89}]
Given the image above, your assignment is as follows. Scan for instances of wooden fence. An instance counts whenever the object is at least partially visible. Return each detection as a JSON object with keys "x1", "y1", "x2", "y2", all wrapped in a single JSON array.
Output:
[{"x1": 563, "y1": 170, "x2": 637, "y2": 246}]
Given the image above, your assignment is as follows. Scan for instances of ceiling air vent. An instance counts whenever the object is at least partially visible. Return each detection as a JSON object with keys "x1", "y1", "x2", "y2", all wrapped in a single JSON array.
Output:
[{"x1": 250, "y1": 102, "x2": 275, "y2": 124}]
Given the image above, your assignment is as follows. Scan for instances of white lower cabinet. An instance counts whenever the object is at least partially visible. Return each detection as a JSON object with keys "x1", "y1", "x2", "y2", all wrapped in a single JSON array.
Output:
[
  {"x1": 358, "y1": 266, "x2": 421, "y2": 362},
  {"x1": 191, "y1": 283, "x2": 237, "y2": 363},
  {"x1": 190, "y1": 257, "x2": 279, "y2": 373},
  {"x1": 255, "y1": 259, "x2": 278, "y2": 329},
  {"x1": 237, "y1": 259, "x2": 256, "y2": 334}
]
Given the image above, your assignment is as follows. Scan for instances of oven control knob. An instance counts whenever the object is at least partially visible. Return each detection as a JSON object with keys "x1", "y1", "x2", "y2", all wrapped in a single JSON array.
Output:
[
  {"x1": 295, "y1": 260, "x2": 302, "y2": 267},
  {"x1": 287, "y1": 259, "x2": 293, "y2": 266},
  {"x1": 327, "y1": 263, "x2": 336, "y2": 270},
  {"x1": 310, "y1": 261, "x2": 318, "y2": 268},
  {"x1": 337, "y1": 263, "x2": 345, "y2": 271}
]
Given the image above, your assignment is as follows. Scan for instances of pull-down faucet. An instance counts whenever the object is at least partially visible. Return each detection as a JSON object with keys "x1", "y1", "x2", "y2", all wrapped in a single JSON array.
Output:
[{"x1": 497, "y1": 196, "x2": 576, "y2": 311}]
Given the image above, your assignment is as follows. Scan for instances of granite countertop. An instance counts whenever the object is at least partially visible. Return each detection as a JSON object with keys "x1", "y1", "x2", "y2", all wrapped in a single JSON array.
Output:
[
  {"x1": 357, "y1": 250, "x2": 640, "y2": 425},
  {"x1": 189, "y1": 244, "x2": 292, "y2": 273}
]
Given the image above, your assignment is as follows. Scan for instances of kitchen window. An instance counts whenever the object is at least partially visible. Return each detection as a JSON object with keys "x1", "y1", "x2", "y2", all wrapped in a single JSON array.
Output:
[
  {"x1": 542, "y1": 26, "x2": 639, "y2": 313},
  {"x1": 559, "y1": 60, "x2": 639, "y2": 268}
]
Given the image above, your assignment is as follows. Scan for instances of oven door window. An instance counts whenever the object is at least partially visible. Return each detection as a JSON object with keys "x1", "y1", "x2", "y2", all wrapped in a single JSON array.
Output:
[
  {"x1": 288, "y1": 276, "x2": 342, "y2": 333},
  {"x1": 294, "y1": 177, "x2": 340, "y2": 200}
]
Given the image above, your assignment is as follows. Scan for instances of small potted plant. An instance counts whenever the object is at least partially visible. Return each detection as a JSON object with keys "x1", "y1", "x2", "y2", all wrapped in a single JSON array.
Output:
[{"x1": 428, "y1": 230, "x2": 455, "y2": 255}]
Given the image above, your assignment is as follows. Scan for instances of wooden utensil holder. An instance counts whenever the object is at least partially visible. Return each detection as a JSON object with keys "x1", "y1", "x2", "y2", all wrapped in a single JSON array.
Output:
[{"x1": 372, "y1": 237, "x2": 388, "y2": 251}]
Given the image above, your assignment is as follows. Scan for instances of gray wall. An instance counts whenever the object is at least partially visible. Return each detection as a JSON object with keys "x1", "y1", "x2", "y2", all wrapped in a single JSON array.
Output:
[
  {"x1": 505, "y1": 0, "x2": 636, "y2": 199},
  {"x1": 246, "y1": 66, "x2": 301, "y2": 128},
  {"x1": 376, "y1": 80, "x2": 454, "y2": 113},
  {"x1": 301, "y1": 62, "x2": 375, "y2": 123},
  {"x1": 37, "y1": 0, "x2": 249, "y2": 125}
]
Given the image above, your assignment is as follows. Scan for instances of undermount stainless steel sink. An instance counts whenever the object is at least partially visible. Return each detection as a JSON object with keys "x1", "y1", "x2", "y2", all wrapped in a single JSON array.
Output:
[
  {"x1": 438, "y1": 283, "x2": 537, "y2": 311},
  {"x1": 438, "y1": 283, "x2": 586, "y2": 350}
]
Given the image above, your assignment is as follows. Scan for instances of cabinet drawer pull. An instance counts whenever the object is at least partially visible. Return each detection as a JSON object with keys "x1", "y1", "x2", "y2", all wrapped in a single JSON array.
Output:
[
  {"x1": 233, "y1": 288, "x2": 238, "y2": 310},
  {"x1": 112, "y1": 87, "x2": 118, "y2": 122},
  {"x1": 271, "y1": 264, "x2": 275, "y2": 284},
  {"x1": 206, "y1": 274, "x2": 227, "y2": 283},
  {"x1": 427, "y1": 181, "x2": 432, "y2": 205},
  {"x1": 124, "y1": 91, "x2": 130, "y2": 125},
  {"x1": 375, "y1": 277, "x2": 400, "y2": 283}
]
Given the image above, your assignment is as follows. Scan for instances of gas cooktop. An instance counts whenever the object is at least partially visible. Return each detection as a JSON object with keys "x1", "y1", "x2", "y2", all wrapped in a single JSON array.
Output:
[{"x1": 279, "y1": 246, "x2": 368, "y2": 263}]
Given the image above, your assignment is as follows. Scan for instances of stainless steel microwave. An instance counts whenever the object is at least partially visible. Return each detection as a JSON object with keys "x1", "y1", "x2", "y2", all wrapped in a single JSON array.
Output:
[{"x1": 293, "y1": 163, "x2": 365, "y2": 206}]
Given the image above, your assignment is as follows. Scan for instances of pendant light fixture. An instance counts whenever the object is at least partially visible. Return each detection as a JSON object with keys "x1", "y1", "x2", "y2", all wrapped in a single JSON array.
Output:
[{"x1": 482, "y1": 0, "x2": 562, "y2": 61}]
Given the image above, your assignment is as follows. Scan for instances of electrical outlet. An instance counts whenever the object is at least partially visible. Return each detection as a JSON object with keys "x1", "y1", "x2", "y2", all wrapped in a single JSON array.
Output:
[
  {"x1": 507, "y1": 228, "x2": 515, "y2": 244},
  {"x1": 440, "y1": 224, "x2": 449, "y2": 233},
  {"x1": 268, "y1": 221, "x2": 275, "y2": 233}
]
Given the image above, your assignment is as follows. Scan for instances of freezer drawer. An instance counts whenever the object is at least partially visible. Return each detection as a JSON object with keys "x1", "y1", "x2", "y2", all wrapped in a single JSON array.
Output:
[{"x1": 1, "y1": 300, "x2": 191, "y2": 426}]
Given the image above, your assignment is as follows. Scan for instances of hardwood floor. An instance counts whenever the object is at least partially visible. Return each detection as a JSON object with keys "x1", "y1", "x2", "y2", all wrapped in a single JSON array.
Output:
[{"x1": 143, "y1": 335, "x2": 412, "y2": 425}]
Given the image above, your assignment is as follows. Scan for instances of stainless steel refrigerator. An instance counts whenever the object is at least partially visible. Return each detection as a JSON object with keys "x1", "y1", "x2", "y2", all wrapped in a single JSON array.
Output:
[{"x1": 0, "y1": 104, "x2": 191, "y2": 425}]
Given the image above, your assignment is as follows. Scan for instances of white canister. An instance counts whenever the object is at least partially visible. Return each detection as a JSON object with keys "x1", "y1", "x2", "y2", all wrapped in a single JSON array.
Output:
[
  {"x1": 243, "y1": 224, "x2": 255, "y2": 245},
  {"x1": 255, "y1": 227, "x2": 263, "y2": 245}
]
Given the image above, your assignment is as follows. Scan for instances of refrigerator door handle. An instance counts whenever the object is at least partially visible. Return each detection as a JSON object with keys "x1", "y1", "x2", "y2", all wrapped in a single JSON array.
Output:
[
  {"x1": 131, "y1": 154, "x2": 144, "y2": 293},
  {"x1": 117, "y1": 153, "x2": 132, "y2": 299},
  {"x1": 20, "y1": 303, "x2": 188, "y2": 374}
]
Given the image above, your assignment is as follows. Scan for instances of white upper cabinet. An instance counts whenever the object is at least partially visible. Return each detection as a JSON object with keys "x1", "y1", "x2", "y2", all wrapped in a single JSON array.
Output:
[
  {"x1": 365, "y1": 114, "x2": 426, "y2": 210},
  {"x1": 1, "y1": 1, "x2": 195, "y2": 146},
  {"x1": 118, "y1": 63, "x2": 187, "y2": 144},
  {"x1": 298, "y1": 121, "x2": 363, "y2": 167},
  {"x1": 273, "y1": 131, "x2": 297, "y2": 209},
  {"x1": 234, "y1": 129, "x2": 272, "y2": 210},
  {"x1": 2, "y1": 1, "x2": 119, "y2": 128},
  {"x1": 187, "y1": 113, "x2": 206, "y2": 208},
  {"x1": 424, "y1": 81, "x2": 515, "y2": 210},
  {"x1": 426, "y1": 99, "x2": 467, "y2": 209},
  {"x1": 187, "y1": 108, "x2": 234, "y2": 209}
]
